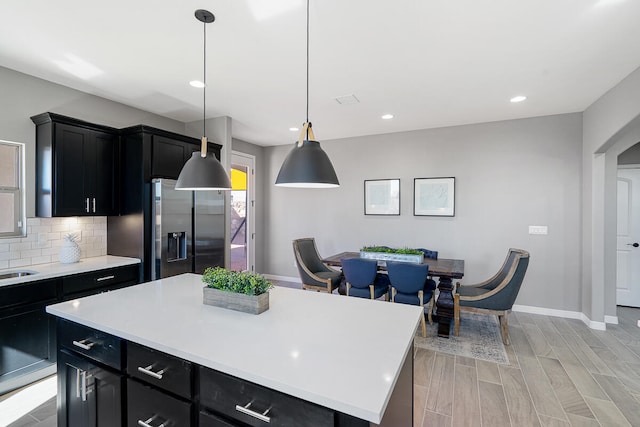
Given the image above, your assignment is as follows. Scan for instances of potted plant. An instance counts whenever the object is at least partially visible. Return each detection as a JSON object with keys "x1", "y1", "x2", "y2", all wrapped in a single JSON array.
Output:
[
  {"x1": 202, "y1": 267, "x2": 274, "y2": 314},
  {"x1": 359, "y1": 245, "x2": 424, "y2": 264}
]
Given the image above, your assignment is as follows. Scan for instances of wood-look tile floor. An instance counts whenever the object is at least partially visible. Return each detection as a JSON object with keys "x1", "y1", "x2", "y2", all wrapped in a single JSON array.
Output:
[
  {"x1": 7, "y1": 303, "x2": 640, "y2": 427},
  {"x1": 416, "y1": 306, "x2": 640, "y2": 427}
]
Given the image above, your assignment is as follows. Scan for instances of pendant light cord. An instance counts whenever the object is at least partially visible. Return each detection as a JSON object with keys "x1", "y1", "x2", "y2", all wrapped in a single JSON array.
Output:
[
  {"x1": 306, "y1": 0, "x2": 310, "y2": 140},
  {"x1": 203, "y1": 20, "x2": 207, "y2": 140}
]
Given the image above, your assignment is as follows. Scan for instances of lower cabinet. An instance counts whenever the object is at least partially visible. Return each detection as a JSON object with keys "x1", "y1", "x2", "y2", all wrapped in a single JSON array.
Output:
[
  {"x1": 127, "y1": 379, "x2": 192, "y2": 427},
  {"x1": 58, "y1": 349, "x2": 123, "y2": 427},
  {"x1": 0, "y1": 279, "x2": 58, "y2": 395},
  {"x1": 56, "y1": 320, "x2": 374, "y2": 427}
]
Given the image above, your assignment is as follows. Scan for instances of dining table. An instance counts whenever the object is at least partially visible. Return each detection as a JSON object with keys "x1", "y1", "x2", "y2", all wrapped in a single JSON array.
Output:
[{"x1": 323, "y1": 252, "x2": 465, "y2": 338}]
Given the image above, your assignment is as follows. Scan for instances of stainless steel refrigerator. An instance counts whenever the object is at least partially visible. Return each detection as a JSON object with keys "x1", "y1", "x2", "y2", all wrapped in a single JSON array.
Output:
[{"x1": 151, "y1": 179, "x2": 225, "y2": 280}]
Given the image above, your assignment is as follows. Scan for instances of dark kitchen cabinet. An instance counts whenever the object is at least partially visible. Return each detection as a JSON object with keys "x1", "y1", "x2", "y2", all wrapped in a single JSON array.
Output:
[
  {"x1": 0, "y1": 264, "x2": 139, "y2": 395},
  {"x1": 0, "y1": 278, "x2": 58, "y2": 395},
  {"x1": 54, "y1": 319, "x2": 387, "y2": 427},
  {"x1": 61, "y1": 264, "x2": 139, "y2": 300},
  {"x1": 58, "y1": 348, "x2": 123, "y2": 427},
  {"x1": 108, "y1": 125, "x2": 222, "y2": 282},
  {"x1": 32, "y1": 113, "x2": 119, "y2": 217}
]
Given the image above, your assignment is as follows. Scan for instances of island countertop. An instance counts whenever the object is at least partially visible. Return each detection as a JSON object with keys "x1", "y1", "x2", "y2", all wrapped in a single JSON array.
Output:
[{"x1": 46, "y1": 273, "x2": 421, "y2": 423}]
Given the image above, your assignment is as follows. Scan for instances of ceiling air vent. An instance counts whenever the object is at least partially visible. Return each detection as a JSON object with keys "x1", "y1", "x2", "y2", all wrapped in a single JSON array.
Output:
[{"x1": 335, "y1": 94, "x2": 360, "y2": 105}]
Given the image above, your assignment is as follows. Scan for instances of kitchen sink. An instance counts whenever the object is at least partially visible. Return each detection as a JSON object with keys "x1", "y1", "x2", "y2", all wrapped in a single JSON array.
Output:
[{"x1": 0, "y1": 270, "x2": 39, "y2": 280}]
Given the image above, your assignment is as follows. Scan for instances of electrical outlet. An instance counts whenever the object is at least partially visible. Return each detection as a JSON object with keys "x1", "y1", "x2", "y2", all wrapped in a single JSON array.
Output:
[{"x1": 528, "y1": 225, "x2": 548, "y2": 235}]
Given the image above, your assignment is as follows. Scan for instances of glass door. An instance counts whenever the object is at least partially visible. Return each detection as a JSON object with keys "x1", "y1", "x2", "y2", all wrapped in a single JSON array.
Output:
[{"x1": 230, "y1": 152, "x2": 255, "y2": 272}]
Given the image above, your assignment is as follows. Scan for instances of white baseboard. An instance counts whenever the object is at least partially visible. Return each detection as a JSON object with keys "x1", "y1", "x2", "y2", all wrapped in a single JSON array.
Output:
[
  {"x1": 604, "y1": 315, "x2": 619, "y2": 325},
  {"x1": 512, "y1": 304, "x2": 607, "y2": 331},
  {"x1": 263, "y1": 274, "x2": 301, "y2": 283}
]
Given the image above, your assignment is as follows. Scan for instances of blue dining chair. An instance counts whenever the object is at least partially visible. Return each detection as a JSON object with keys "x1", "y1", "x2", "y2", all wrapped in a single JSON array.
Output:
[
  {"x1": 341, "y1": 258, "x2": 390, "y2": 300},
  {"x1": 386, "y1": 261, "x2": 435, "y2": 337}
]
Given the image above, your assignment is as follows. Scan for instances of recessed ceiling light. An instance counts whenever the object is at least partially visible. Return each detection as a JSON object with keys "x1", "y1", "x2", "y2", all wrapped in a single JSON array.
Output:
[
  {"x1": 510, "y1": 95, "x2": 527, "y2": 103},
  {"x1": 382, "y1": 114, "x2": 394, "y2": 120},
  {"x1": 189, "y1": 80, "x2": 205, "y2": 88},
  {"x1": 289, "y1": 127, "x2": 299, "y2": 132}
]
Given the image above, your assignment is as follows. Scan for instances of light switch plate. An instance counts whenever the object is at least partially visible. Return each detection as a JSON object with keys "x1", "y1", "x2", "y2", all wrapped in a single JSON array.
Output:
[{"x1": 529, "y1": 225, "x2": 548, "y2": 235}]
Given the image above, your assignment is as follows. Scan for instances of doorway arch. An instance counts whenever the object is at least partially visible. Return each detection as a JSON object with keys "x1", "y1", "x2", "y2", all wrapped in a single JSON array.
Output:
[{"x1": 601, "y1": 119, "x2": 640, "y2": 323}]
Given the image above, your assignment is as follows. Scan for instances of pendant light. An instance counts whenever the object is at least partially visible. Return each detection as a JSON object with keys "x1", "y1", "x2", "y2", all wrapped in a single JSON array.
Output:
[
  {"x1": 176, "y1": 9, "x2": 231, "y2": 191},
  {"x1": 275, "y1": 0, "x2": 339, "y2": 188}
]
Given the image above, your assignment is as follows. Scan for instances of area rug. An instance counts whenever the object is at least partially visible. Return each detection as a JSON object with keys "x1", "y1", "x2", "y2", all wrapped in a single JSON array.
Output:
[{"x1": 414, "y1": 311, "x2": 509, "y2": 364}]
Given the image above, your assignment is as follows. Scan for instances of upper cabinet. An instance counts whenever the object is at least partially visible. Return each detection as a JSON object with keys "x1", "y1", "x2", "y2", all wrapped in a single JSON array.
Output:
[{"x1": 32, "y1": 113, "x2": 119, "y2": 217}]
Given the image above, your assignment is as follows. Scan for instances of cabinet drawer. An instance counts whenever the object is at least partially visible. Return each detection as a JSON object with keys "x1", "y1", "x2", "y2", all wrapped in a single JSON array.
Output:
[
  {"x1": 62, "y1": 265, "x2": 138, "y2": 297},
  {"x1": 127, "y1": 379, "x2": 191, "y2": 427},
  {"x1": 0, "y1": 279, "x2": 58, "y2": 310},
  {"x1": 58, "y1": 319, "x2": 122, "y2": 370},
  {"x1": 199, "y1": 367, "x2": 334, "y2": 427},
  {"x1": 200, "y1": 410, "x2": 242, "y2": 427},
  {"x1": 127, "y1": 341, "x2": 192, "y2": 399}
]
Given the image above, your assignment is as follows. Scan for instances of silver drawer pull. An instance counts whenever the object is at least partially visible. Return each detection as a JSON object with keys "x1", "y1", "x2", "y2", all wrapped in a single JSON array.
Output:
[
  {"x1": 235, "y1": 401, "x2": 271, "y2": 423},
  {"x1": 72, "y1": 339, "x2": 95, "y2": 351},
  {"x1": 96, "y1": 275, "x2": 115, "y2": 282},
  {"x1": 138, "y1": 365, "x2": 165, "y2": 380},
  {"x1": 137, "y1": 417, "x2": 166, "y2": 427}
]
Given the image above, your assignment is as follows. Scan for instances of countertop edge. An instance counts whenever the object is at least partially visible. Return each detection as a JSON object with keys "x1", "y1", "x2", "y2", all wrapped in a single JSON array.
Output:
[{"x1": 0, "y1": 256, "x2": 140, "y2": 287}]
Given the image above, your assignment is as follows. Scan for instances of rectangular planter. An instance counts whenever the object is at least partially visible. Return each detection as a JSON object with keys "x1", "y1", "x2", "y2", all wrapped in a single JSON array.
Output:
[
  {"x1": 359, "y1": 251, "x2": 424, "y2": 264},
  {"x1": 203, "y1": 287, "x2": 269, "y2": 315}
]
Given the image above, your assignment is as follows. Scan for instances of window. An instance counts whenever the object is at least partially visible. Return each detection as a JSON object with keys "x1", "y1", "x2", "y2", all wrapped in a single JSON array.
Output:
[{"x1": 0, "y1": 140, "x2": 26, "y2": 237}]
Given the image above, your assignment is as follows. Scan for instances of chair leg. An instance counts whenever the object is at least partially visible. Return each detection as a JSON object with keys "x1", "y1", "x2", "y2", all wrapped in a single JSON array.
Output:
[
  {"x1": 418, "y1": 290, "x2": 427, "y2": 337},
  {"x1": 427, "y1": 293, "x2": 434, "y2": 324},
  {"x1": 454, "y1": 294, "x2": 460, "y2": 336},
  {"x1": 499, "y1": 313, "x2": 510, "y2": 345},
  {"x1": 346, "y1": 283, "x2": 351, "y2": 296},
  {"x1": 369, "y1": 285, "x2": 375, "y2": 300}
]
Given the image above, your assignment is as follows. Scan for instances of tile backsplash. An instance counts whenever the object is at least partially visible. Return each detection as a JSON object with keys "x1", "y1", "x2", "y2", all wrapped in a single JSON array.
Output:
[{"x1": 0, "y1": 217, "x2": 107, "y2": 269}]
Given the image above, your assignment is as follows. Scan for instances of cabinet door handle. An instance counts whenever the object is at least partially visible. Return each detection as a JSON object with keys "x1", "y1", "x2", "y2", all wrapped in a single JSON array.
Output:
[
  {"x1": 96, "y1": 275, "x2": 115, "y2": 282},
  {"x1": 92, "y1": 198, "x2": 96, "y2": 213},
  {"x1": 72, "y1": 339, "x2": 95, "y2": 351},
  {"x1": 235, "y1": 401, "x2": 271, "y2": 423},
  {"x1": 138, "y1": 417, "x2": 166, "y2": 427},
  {"x1": 137, "y1": 365, "x2": 165, "y2": 380},
  {"x1": 75, "y1": 367, "x2": 82, "y2": 398},
  {"x1": 85, "y1": 198, "x2": 90, "y2": 213}
]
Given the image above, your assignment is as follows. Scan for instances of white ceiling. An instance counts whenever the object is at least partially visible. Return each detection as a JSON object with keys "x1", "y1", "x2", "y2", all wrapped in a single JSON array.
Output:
[{"x1": 1, "y1": 0, "x2": 640, "y2": 147}]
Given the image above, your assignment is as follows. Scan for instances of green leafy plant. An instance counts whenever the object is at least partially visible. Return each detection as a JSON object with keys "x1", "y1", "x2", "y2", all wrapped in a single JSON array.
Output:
[
  {"x1": 360, "y1": 245, "x2": 423, "y2": 255},
  {"x1": 202, "y1": 267, "x2": 274, "y2": 296}
]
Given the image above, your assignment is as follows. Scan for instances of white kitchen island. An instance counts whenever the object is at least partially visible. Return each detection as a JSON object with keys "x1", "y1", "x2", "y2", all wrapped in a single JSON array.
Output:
[{"x1": 47, "y1": 273, "x2": 422, "y2": 426}]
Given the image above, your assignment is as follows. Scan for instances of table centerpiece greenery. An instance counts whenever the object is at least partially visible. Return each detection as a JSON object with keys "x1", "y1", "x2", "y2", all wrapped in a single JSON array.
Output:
[{"x1": 359, "y1": 246, "x2": 424, "y2": 264}]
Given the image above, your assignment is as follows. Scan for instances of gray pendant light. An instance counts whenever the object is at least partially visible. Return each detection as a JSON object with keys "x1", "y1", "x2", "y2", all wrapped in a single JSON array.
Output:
[
  {"x1": 275, "y1": 0, "x2": 339, "y2": 188},
  {"x1": 176, "y1": 9, "x2": 231, "y2": 191}
]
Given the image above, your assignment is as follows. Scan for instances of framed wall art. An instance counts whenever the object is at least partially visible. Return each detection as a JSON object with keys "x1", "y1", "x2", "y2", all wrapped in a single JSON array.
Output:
[
  {"x1": 364, "y1": 179, "x2": 400, "y2": 215},
  {"x1": 414, "y1": 177, "x2": 455, "y2": 216}
]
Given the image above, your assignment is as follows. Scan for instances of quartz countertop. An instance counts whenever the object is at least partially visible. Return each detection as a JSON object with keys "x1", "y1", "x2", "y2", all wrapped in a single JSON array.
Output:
[
  {"x1": 0, "y1": 256, "x2": 140, "y2": 288},
  {"x1": 46, "y1": 273, "x2": 421, "y2": 423}
]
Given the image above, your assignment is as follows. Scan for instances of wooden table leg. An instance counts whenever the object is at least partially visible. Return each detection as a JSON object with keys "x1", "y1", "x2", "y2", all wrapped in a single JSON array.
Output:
[{"x1": 436, "y1": 277, "x2": 454, "y2": 338}]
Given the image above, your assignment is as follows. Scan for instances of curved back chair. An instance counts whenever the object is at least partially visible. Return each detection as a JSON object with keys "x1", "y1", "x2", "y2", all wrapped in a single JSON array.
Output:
[
  {"x1": 386, "y1": 262, "x2": 434, "y2": 337},
  {"x1": 292, "y1": 238, "x2": 342, "y2": 294},
  {"x1": 454, "y1": 248, "x2": 530, "y2": 345},
  {"x1": 341, "y1": 258, "x2": 390, "y2": 300}
]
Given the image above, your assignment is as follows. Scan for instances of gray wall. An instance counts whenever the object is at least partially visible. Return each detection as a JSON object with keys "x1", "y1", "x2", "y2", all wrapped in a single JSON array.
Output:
[
  {"x1": 263, "y1": 113, "x2": 583, "y2": 312},
  {"x1": 232, "y1": 138, "x2": 266, "y2": 273},
  {"x1": 582, "y1": 64, "x2": 640, "y2": 321},
  {"x1": 0, "y1": 66, "x2": 185, "y2": 218}
]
